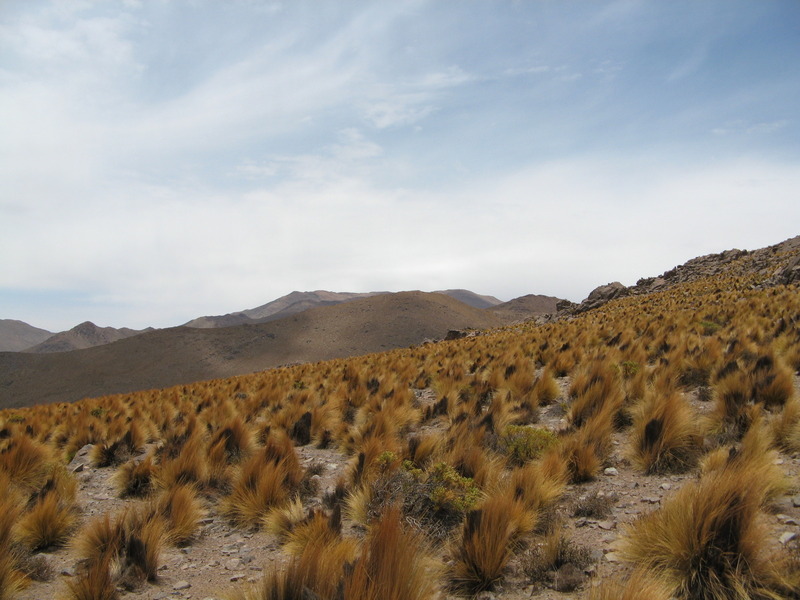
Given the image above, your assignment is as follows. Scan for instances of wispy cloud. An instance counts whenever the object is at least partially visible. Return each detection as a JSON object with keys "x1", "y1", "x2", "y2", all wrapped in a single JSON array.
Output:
[{"x1": 1, "y1": 1, "x2": 799, "y2": 330}]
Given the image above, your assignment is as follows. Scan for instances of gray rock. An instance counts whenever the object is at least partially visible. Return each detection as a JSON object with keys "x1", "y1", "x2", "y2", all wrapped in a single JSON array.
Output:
[
  {"x1": 173, "y1": 580, "x2": 191, "y2": 590},
  {"x1": 779, "y1": 532, "x2": 798, "y2": 545},
  {"x1": 576, "y1": 282, "x2": 628, "y2": 313},
  {"x1": 792, "y1": 495, "x2": 800, "y2": 508},
  {"x1": 553, "y1": 563, "x2": 585, "y2": 592},
  {"x1": 603, "y1": 467, "x2": 619, "y2": 476}
]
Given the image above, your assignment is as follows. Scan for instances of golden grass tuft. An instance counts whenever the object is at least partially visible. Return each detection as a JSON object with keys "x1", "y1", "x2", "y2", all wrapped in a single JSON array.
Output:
[
  {"x1": 0, "y1": 435, "x2": 51, "y2": 492},
  {"x1": 587, "y1": 569, "x2": 674, "y2": 600},
  {"x1": 619, "y1": 465, "x2": 791, "y2": 600},
  {"x1": 114, "y1": 454, "x2": 156, "y2": 498},
  {"x1": 63, "y1": 553, "x2": 118, "y2": 600},
  {"x1": 344, "y1": 505, "x2": 439, "y2": 600},
  {"x1": 450, "y1": 492, "x2": 536, "y2": 593},
  {"x1": 628, "y1": 392, "x2": 703, "y2": 474},
  {"x1": 154, "y1": 484, "x2": 205, "y2": 546},
  {"x1": 220, "y1": 451, "x2": 294, "y2": 527},
  {"x1": 508, "y1": 453, "x2": 566, "y2": 513},
  {"x1": 17, "y1": 489, "x2": 77, "y2": 551},
  {"x1": 0, "y1": 494, "x2": 25, "y2": 600}
]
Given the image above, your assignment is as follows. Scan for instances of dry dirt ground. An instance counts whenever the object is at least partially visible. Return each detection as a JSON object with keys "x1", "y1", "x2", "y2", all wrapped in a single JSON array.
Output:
[{"x1": 17, "y1": 377, "x2": 800, "y2": 600}]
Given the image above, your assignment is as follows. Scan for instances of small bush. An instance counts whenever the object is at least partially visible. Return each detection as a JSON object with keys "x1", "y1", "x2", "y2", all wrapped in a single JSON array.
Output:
[
  {"x1": 524, "y1": 527, "x2": 593, "y2": 590},
  {"x1": 498, "y1": 425, "x2": 559, "y2": 466},
  {"x1": 572, "y1": 491, "x2": 617, "y2": 519}
]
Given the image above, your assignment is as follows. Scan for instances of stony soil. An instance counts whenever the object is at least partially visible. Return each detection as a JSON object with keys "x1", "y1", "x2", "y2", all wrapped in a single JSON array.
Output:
[{"x1": 17, "y1": 378, "x2": 800, "y2": 600}]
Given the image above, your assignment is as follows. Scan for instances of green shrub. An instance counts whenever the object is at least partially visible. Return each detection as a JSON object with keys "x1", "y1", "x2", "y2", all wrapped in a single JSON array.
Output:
[
  {"x1": 499, "y1": 426, "x2": 558, "y2": 465},
  {"x1": 427, "y1": 462, "x2": 481, "y2": 514}
]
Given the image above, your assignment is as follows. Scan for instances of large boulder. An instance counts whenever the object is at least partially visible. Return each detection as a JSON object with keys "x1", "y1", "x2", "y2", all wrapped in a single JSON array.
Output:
[
  {"x1": 778, "y1": 255, "x2": 800, "y2": 285},
  {"x1": 576, "y1": 282, "x2": 628, "y2": 313}
]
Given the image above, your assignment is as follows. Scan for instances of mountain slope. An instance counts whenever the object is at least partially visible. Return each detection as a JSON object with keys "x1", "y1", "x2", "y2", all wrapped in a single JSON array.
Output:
[
  {"x1": 0, "y1": 319, "x2": 53, "y2": 352},
  {"x1": 0, "y1": 291, "x2": 503, "y2": 408},
  {"x1": 184, "y1": 290, "x2": 387, "y2": 328},
  {"x1": 435, "y1": 289, "x2": 503, "y2": 309},
  {"x1": 26, "y1": 321, "x2": 151, "y2": 353},
  {"x1": 488, "y1": 294, "x2": 562, "y2": 323}
]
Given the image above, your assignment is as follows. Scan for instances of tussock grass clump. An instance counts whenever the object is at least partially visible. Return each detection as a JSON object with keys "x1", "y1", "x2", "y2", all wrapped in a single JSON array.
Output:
[
  {"x1": 508, "y1": 452, "x2": 567, "y2": 514},
  {"x1": 560, "y1": 409, "x2": 614, "y2": 483},
  {"x1": 17, "y1": 489, "x2": 77, "y2": 551},
  {"x1": 220, "y1": 448, "x2": 299, "y2": 527},
  {"x1": 772, "y1": 398, "x2": 800, "y2": 452},
  {"x1": 628, "y1": 392, "x2": 703, "y2": 474},
  {"x1": 0, "y1": 436, "x2": 52, "y2": 492},
  {"x1": 71, "y1": 507, "x2": 166, "y2": 593},
  {"x1": 64, "y1": 554, "x2": 118, "y2": 600},
  {"x1": 450, "y1": 493, "x2": 536, "y2": 593},
  {"x1": 619, "y1": 466, "x2": 793, "y2": 600},
  {"x1": 532, "y1": 367, "x2": 560, "y2": 405},
  {"x1": 114, "y1": 454, "x2": 156, "y2": 498},
  {"x1": 587, "y1": 570, "x2": 673, "y2": 600},
  {"x1": 344, "y1": 505, "x2": 439, "y2": 600},
  {"x1": 154, "y1": 484, "x2": 205, "y2": 546},
  {"x1": 0, "y1": 494, "x2": 25, "y2": 600}
]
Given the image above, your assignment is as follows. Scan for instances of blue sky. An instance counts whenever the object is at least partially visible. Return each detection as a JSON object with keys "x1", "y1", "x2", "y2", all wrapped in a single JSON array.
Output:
[{"x1": 1, "y1": 1, "x2": 799, "y2": 331}]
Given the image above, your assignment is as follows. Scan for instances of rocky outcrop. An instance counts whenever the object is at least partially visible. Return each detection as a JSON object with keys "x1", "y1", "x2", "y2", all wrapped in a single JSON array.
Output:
[{"x1": 575, "y1": 282, "x2": 628, "y2": 313}]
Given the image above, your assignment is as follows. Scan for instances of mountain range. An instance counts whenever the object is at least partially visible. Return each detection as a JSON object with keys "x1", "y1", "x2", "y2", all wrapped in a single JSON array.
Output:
[{"x1": 2, "y1": 234, "x2": 797, "y2": 409}]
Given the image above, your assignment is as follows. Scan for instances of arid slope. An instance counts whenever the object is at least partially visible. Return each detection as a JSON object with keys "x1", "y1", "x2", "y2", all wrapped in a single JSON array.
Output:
[{"x1": 0, "y1": 291, "x2": 502, "y2": 408}]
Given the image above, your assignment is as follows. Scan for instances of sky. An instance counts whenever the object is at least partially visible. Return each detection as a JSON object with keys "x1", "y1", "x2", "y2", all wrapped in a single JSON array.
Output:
[{"x1": 1, "y1": 1, "x2": 799, "y2": 332}]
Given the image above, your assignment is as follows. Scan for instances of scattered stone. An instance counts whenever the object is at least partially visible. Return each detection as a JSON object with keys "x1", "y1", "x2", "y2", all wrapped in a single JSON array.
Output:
[
  {"x1": 173, "y1": 580, "x2": 191, "y2": 590},
  {"x1": 603, "y1": 467, "x2": 618, "y2": 476},
  {"x1": 792, "y1": 496, "x2": 800, "y2": 508},
  {"x1": 225, "y1": 558, "x2": 242, "y2": 571},
  {"x1": 604, "y1": 552, "x2": 622, "y2": 563},
  {"x1": 60, "y1": 566, "x2": 75, "y2": 577},
  {"x1": 660, "y1": 483, "x2": 672, "y2": 490},
  {"x1": 597, "y1": 520, "x2": 616, "y2": 530},
  {"x1": 642, "y1": 497, "x2": 660, "y2": 504},
  {"x1": 230, "y1": 573, "x2": 246, "y2": 582},
  {"x1": 779, "y1": 532, "x2": 798, "y2": 545},
  {"x1": 553, "y1": 563, "x2": 585, "y2": 592}
]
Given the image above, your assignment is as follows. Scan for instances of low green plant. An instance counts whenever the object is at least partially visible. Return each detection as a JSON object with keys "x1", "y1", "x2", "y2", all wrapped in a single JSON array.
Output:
[
  {"x1": 499, "y1": 425, "x2": 558, "y2": 465},
  {"x1": 427, "y1": 462, "x2": 481, "y2": 514}
]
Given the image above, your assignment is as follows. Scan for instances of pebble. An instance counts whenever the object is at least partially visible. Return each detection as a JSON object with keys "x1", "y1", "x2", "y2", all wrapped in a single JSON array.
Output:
[
  {"x1": 779, "y1": 532, "x2": 797, "y2": 545},
  {"x1": 660, "y1": 483, "x2": 672, "y2": 490},
  {"x1": 603, "y1": 467, "x2": 618, "y2": 476},
  {"x1": 597, "y1": 520, "x2": 616, "y2": 530},
  {"x1": 225, "y1": 558, "x2": 242, "y2": 570},
  {"x1": 173, "y1": 580, "x2": 191, "y2": 590},
  {"x1": 793, "y1": 496, "x2": 800, "y2": 508},
  {"x1": 230, "y1": 573, "x2": 246, "y2": 582},
  {"x1": 641, "y1": 497, "x2": 660, "y2": 504},
  {"x1": 604, "y1": 552, "x2": 622, "y2": 563}
]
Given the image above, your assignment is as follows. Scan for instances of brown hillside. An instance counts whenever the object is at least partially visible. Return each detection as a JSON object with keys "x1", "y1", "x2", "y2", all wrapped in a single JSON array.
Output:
[
  {"x1": 26, "y1": 321, "x2": 150, "y2": 353},
  {"x1": 0, "y1": 291, "x2": 502, "y2": 408},
  {"x1": 488, "y1": 294, "x2": 562, "y2": 323},
  {"x1": 0, "y1": 319, "x2": 52, "y2": 351}
]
